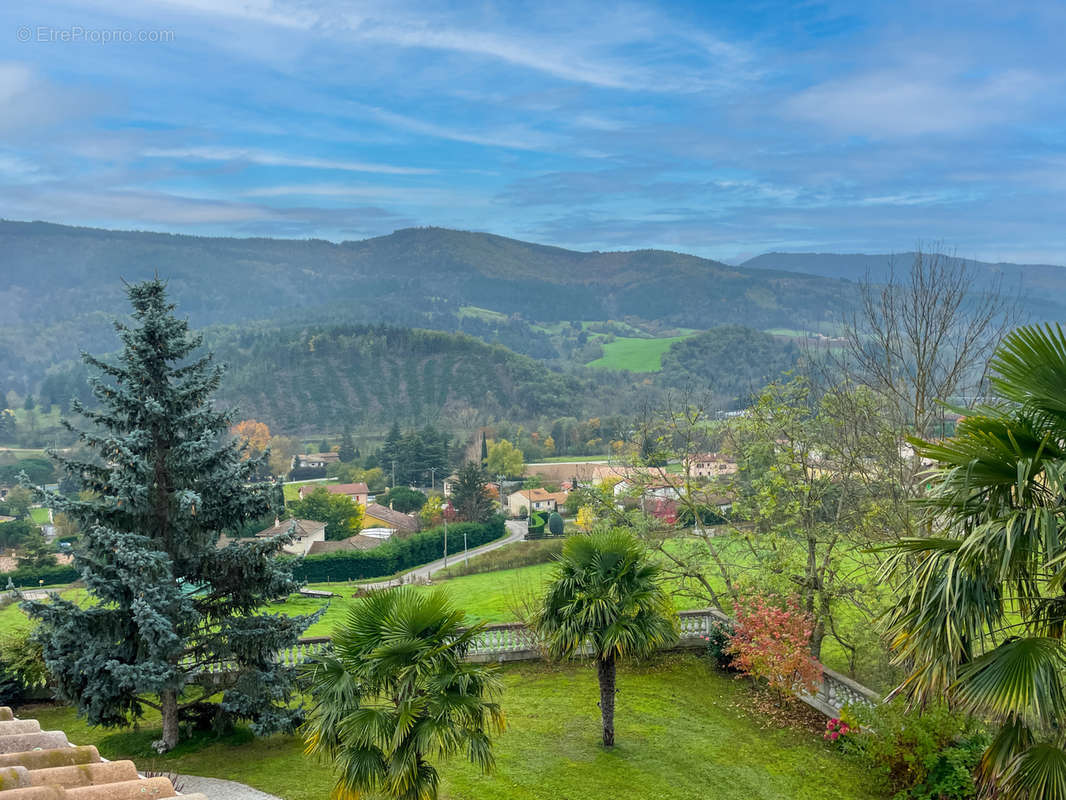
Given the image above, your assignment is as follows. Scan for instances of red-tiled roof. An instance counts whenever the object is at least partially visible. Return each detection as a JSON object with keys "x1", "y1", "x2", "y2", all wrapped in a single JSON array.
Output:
[{"x1": 327, "y1": 483, "x2": 368, "y2": 495}]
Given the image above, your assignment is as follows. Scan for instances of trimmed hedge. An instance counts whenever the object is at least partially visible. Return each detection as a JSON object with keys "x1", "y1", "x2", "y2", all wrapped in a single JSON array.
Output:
[
  {"x1": 3, "y1": 564, "x2": 81, "y2": 588},
  {"x1": 291, "y1": 515, "x2": 506, "y2": 582}
]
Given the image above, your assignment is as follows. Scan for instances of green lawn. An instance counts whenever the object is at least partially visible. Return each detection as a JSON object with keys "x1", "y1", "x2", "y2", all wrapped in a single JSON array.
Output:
[
  {"x1": 24, "y1": 653, "x2": 882, "y2": 800},
  {"x1": 586, "y1": 336, "x2": 688, "y2": 372},
  {"x1": 281, "y1": 479, "x2": 336, "y2": 503},
  {"x1": 29, "y1": 507, "x2": 51, "y2": 524}
]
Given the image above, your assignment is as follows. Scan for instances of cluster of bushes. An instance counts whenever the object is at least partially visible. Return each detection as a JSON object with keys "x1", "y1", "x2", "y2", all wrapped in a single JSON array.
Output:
[
  {"x1": 831, "y1": 701, "x2": 988, "y2": 800},
  {"x1": 526, "y1": 511, "x2": 565, "y2": 539},
  {"x1": 701, "y1": 595, "x2": 986, "y2": 800},
  {"x1": 291, "y1": 516, "x2": 506, "y2": 582},
  {"x1": 435, "y1": 538, "x2": 564, "y2": 579}
]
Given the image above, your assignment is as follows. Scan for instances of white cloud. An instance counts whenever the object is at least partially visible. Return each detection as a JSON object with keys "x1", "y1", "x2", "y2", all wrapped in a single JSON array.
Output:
[
  {"x1": 785, "y1": 63, "x2": 1047, "y2": 138},
  {"x1": 241, "y1": 182, "x2": 484, "y2": 205},
  {"x1": 101, "y1": 0, "x2": 754, "y2": 93},
  {"x1": 141, "y1": 146, "x2": 435, "y2": 175}
]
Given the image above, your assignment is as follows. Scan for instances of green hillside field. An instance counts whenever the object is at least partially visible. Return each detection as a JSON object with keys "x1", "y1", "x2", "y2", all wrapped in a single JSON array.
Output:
[{"x1": 586, "y1": 335, "x2": 689, "y2": 372}]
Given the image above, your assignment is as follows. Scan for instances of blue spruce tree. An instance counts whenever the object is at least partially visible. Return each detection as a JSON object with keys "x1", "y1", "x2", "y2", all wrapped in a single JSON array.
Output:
[{"x1": 23, "y1": 280, "x2": 317, "y2": 751}]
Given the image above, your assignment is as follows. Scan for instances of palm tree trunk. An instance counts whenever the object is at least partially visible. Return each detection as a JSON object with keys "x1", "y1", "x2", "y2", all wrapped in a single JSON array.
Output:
[{"x1": 597, "y1": 653, "x2": 616, "y2": 747}]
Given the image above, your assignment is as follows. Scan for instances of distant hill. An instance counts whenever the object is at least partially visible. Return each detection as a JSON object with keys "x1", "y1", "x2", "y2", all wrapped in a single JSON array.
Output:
[
  {"x1": 38, "y1": 324, "x2": 633, "y2": 434},
  {"x1": 740, "y1": 252, "x2": 1066, "y2": 320},
  {"x1": 0, "y1": 220, "x2": 854, "y2": 392}
]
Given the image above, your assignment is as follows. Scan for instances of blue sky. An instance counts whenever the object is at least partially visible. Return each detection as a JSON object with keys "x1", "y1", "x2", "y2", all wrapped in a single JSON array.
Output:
[{"x1": 1, "y1": 0, "x2": 1064, "y2": 263}]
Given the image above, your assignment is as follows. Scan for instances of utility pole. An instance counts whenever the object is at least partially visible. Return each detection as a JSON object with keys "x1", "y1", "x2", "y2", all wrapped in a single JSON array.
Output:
[
  {"x1": 464, "y1": 529, "x2": 469, "y2": 562},
  {"x1": 497, "y1": 474, "x2": 505, "y2": 514},
  {"x1": 391, "y1": 460, "x2": 396, "y2": 489},
  {"x1": 443, "y1": 513, "x2": 448, "y2": 568},
  {"x1": 428, "y1": 467, "x2": 436, "y2": 491}
]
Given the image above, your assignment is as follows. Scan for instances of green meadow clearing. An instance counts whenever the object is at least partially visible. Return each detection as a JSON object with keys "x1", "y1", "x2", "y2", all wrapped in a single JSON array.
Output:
[{"x1": 586, "y1": 335, "x2": 689, "y2": 372}]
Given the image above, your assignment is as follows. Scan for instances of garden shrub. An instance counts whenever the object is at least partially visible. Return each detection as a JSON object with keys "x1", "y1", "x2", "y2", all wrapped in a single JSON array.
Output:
[
  {"x1": 728, "y1": 595, "x2": 821, "y2": 696},
  {"x1": 0, "y1": 628, "x2": 49, "y2": 705},
  {"x1": 840, "y1": 700, "x2": 987, "y2": 800},
  {"x1": 547, "y1": 512, "x2": 564, "y2": 536},
  {"x1": 526, "y1": 512, "x2": 546, "y2": 538},
  {"x1": 702, "y1": 617, "x2": 736, "y2": 670}
]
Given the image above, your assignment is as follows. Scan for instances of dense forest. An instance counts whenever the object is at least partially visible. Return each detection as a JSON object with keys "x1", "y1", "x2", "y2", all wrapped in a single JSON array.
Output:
[
  {"x1": 658, "y1": 326, "x2": 802, "y2": 406},
  {"x1": 37, "y1": 324, "x2": 640, "y2": 435}
]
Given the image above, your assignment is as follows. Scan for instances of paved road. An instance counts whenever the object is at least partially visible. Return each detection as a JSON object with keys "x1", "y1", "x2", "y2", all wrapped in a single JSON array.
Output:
[
  {"x1": 177, "y1": 775, "x2": 282, "y2": 800},
  {"x1": 363, "y1": 519, "x2": 526, "y2": 590}
]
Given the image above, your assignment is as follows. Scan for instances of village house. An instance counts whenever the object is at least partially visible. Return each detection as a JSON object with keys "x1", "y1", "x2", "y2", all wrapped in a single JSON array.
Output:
[
  {"x1": 363, "y1": 502, "x2": 419, "y2": 535},
  {"x1": 298, "y1": 481, "x2": 369, "y2": 505},
  {"x1": 291, "y1": 452, "x2": 340, "y2": 470},
  {"x1": 683, "y1": 453, "x2": 738, "y2": 479},
  {"x1": 441, "y1": 473, "x2": 459, "y2": 497},
  {"x1": 507, "y1": 488, "x2": 568, "y2": 517}
]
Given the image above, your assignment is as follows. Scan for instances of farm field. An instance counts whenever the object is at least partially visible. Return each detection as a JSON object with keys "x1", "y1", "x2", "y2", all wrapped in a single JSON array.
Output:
[
  {"x1": 24, "y1": 653, "x2": 883, "y2": 800},
  {"x1": 525, "y1": 454, "x2": 611, "y2": 464},
  {"x1": 585, "y1": 335, "x2": 689, "y2": 372}
]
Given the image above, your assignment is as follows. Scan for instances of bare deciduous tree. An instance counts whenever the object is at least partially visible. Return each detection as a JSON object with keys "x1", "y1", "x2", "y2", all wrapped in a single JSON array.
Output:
[{"x1": 841, "y1": 245, "x2": 1019, "y2": 441}]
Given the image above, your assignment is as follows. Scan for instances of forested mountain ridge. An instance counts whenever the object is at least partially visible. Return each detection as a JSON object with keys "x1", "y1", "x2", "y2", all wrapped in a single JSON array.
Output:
[
  {"x1": 741, "y1": 251, "x2": 1066, "y2": 319},
  {"x1": 1, "y1": 220, "x2": 853, "y2": 392}
]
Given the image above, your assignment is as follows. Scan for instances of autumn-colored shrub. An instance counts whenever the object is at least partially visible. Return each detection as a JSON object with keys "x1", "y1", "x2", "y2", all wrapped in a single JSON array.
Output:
[{"x1": 727, "y1": 595, "x2": 822, "y2": 696}]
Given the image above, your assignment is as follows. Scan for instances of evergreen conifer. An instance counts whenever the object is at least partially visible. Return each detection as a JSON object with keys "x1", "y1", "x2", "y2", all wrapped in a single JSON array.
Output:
[{"x1": 22, "y1": 280, "x2": 317, "y2": 751}]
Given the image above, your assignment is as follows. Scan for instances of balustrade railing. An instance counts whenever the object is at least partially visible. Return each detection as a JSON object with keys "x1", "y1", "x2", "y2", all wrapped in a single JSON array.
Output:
[{"x1": 201, "y1": 607, "x2": 878, "y2": 715}]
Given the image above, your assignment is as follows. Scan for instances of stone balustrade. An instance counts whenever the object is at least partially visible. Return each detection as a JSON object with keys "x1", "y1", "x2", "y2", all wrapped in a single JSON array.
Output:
[{"x1": 209, "y1": 607, "x2": 879, "y2": 716}]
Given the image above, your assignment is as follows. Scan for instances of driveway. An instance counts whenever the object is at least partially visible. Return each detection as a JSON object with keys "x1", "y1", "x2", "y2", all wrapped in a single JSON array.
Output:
[{"x1": 363, "y1": 519, "x2": 525, "y2": 590}]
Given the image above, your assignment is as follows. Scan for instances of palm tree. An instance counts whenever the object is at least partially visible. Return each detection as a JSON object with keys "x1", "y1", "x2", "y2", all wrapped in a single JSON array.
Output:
[
  {"x1": 533, "y1": 528, "x2": 677, "y2": 746},
  {"x1": 302, "y1": 588, "x2": 504, "y2": 800},
  {"x1": 884, "y1": 323, "x2": 1066, "y2": 798}
]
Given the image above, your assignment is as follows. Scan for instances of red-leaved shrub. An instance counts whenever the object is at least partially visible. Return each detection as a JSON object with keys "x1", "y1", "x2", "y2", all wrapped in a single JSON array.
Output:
[{"x1": 728, "y1": 595, "x2": 822, "y2": 696}]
